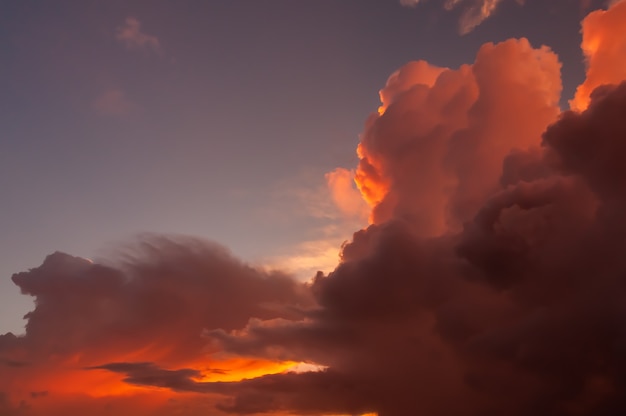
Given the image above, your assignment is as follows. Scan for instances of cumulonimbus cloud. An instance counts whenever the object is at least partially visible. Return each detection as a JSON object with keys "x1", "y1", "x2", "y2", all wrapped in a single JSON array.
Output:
[{"x1": 3, "y1": 1, "x2": 626, "y2": 415}]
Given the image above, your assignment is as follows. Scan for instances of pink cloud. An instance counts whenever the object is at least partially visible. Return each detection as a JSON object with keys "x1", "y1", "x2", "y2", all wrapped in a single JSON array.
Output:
[
  {"x1": 115, "y1": 17, "x2": 162, "y2": 55},
  {"x1": 570, "y1": 0, "x2": 626, "y2": 111},
  {"x1": 5, "y1": 2, "x2": 626, "y2": 415}
]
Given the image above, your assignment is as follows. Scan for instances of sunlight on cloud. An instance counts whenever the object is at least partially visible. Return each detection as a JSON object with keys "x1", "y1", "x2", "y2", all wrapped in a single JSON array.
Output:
[
  {"x1": 261, "y1": 237, "x2": 345, "y2": 280},
  {"x1": 4, "y1": 1, "x2": 626, "y2": 415}
]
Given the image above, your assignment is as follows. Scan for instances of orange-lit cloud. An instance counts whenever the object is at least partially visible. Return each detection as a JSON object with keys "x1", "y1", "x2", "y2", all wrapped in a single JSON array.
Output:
[
  {"x1": 262, "y1": 173, "x2": 367, "y2": 280},
  {"x1": 570, "y1": 0, "x2": 626, "y2": 111},
  {"x1": 325, "y1": 168, "x2": 369, "y2": 220},
  {"x1": 0, "y1": 238, "x2": 316, "y2": 415}
]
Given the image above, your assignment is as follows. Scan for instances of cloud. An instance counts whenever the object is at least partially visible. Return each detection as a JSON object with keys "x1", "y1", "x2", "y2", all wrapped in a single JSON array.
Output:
[
  {"x1": 208, "y1": 83, "x2": 626, "y2": 416},
  {"x1": 325, "y1": 168, "x2": 369, "y2": 220},
  {"x1": 400, "y1": 0, "x2": 524, "y2": 34},
  {"x1": 5, "y1": 1, "x2": 626, "y2": 415},
  {"x1": 204, "y1": 2, "x2": 626, "y2": 412},
  {"x1": 262, "y1": 238, "x2": 345, "y2": 280},
  {"x1": 570, "y1": 0, "x2": 626, "y2": 111},
  {"x1": 90, "y1": 362, "x2": 203, "y2": 391},
  {"x1": 0, "y1": 236, "x2": 313, "y2": 414},
  {"x1": 92, "y1": 88, "x2": 137, "y2": 117},
  {"x1": 354, "y1": 38, "x2": 561, "y2": 235},
  {"x1": 115, "y1": 17, "x2": 162, "y2": 55}
]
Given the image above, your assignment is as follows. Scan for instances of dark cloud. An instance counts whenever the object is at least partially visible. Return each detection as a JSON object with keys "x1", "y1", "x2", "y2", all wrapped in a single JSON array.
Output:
[
  {"x1": 202, "y1": 82, "x2": 626, "y2": 415},
  {"x1": 91, "y1": 362, "x2": 202, "y2": 391},
  {"x1": 1, "y1": 359, "x2": 29, "y2": 368},
  {"x1": 5, "y1": 82, "x2": 626, "y2": 416},
  {"x1": 0, "y1": 236, "x2": 312, "y2": 414},
  {"x1": 7, "y1": 236, "x2": 312, "y2": 365},
  {"x1": 3, "y1": 4, "x2": 626, "y2": 415}
]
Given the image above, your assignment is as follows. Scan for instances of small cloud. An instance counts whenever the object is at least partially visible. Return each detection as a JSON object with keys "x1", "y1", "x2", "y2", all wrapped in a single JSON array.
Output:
[
  {"x1": 325, "y1": 168, "x2": 369, "y2": 221},
  {"x1": 93, "y1": 88, "x2": 137, "y2": 117},
  {"x1": 400, "y1": 0, "x2": 524, "y2": 34},
  {"x1": 115, "y1": 17, "x2": 162, "y2": 55}
]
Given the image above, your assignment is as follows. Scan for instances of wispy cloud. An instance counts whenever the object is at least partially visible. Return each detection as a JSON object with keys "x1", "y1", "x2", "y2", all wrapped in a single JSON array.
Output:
[
  {"x1": 259, "y1": 171, "x2": 367, "y2": 280},
  {"x1": 93, "y1": 88, "x2": 137, "y2": 117},
  {"x1": 261, "y1": 237, "x2": 345, "y2": 280},
  {"x1": 115, "y1": 17, "x2": 162, "y2": 55},
  {"x1": 400, "y1": 0, "x2": 524, "y2": 34}
]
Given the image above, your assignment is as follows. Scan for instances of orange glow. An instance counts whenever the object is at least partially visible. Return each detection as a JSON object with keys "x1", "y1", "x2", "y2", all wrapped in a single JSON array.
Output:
[
  {"x1": 354, "y1": 144, "x2": 388, "y2": 207},
  {"x1": 354, "y1": 165, "x2": 387, "y2": 209},
  {"x1": 332, "y1": 413, "x2": 377, "y2": 416},
  {"x1": 9, "y1": 366, "x2": 148, "y2": 399},
  {"x1": 350, "y1": 62, "x2": 446, "y2": 224},
  {"x1": 196, "y1": 357, "x2": 304, "y2": 382},
  {"x1": 570, "y1": 0, "x2": 626, "y2": 111},
  {"x1": 354, "y1": 144, "x2": 390, "y2": 224}
]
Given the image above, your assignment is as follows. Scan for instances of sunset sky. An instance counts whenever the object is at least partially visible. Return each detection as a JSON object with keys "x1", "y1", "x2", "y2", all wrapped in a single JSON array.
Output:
[{"x1": 2, "y1": 0, "x2": 626, "y2": 415}]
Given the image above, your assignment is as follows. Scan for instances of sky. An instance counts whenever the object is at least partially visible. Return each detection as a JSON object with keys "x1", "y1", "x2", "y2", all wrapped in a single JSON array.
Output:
[{"x1": 2, "y1": 0, "x2": 626, "y2": 415}]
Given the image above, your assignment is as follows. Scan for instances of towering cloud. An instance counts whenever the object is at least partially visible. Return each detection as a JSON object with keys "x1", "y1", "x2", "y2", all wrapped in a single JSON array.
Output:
[
  {"x1": 325, "y1": 168, "x2": 369, "y2": 220},
  {"x1": 4, "y1": 1, "x2": 626, "y2": 415},
  {"x1": 1, "y1": 237, "x2": 313, "y2": 415},
  {"x1": 355, "y1": 38, "x2": 561, "y2": 234},
  {"x1": 571, "y1": 0, "x2": 626, "y2": 111},
  {"x1": 208, "y1": 82, "x2": 626, "y2": 416}
]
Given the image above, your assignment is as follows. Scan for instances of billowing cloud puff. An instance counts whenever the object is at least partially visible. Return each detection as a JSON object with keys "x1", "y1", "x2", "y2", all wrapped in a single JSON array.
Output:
[
  {"x1": 1, "y1": 237, "x2": 313, "y2": 415},
  {"x1": 207, "y1": 80, "x2": 626, "y2": 416},
  {"x1": 355, "y1": 37, "x2": 561, "y2": 234},
  {"x1": 4, "y1": 2, "x2": 626, "y2": 415},
  {"x1": 325, "y1": 168, "x2": 369, "y2": 220}
]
